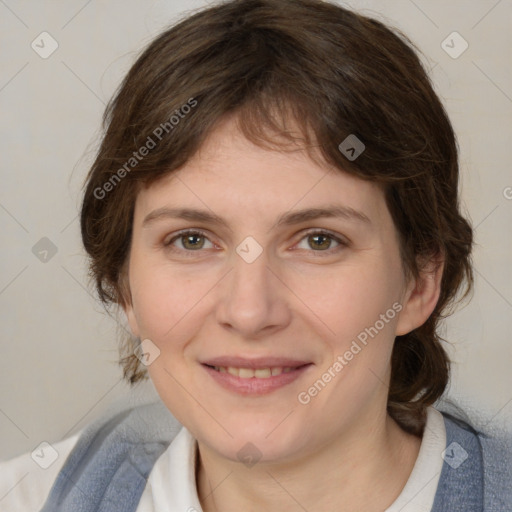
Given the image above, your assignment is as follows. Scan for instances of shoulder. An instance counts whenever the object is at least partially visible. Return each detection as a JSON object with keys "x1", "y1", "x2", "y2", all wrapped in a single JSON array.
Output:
[
  {"x1": 433, "y1": 410, "x2": 512, "y2": 511},
  {"x1": 73, "y1": 399, "x2": 183, "y2": 447},
  {"x1": 0, "y1": 400, "x2": 182, "y2": 512},
  {"x1": 476, "y1": 424, "x2": 512, "y2": 510},
  {"x1": 40, "y1": 400, "x2": 183, "y2": 511},
  {"x1": 0, "y1": 432, "x2": 81, "y2": 512}
]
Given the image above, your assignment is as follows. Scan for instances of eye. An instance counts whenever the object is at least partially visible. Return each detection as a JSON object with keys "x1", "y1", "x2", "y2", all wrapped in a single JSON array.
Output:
[
  {"x1": 164, "y1": 230, "x2": 215, "y2": 252},
  {"x1": 295, "y1": 230, "x2": 347, "y2": 253}
]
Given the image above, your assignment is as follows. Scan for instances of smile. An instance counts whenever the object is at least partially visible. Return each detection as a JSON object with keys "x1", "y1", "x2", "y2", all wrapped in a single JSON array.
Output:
[
  {"x1": 209, "y1": 366, "x2": 295, "y2": 378},
  {"x1": 201, "y1": 359, "x2": 313, "y2": 395}
]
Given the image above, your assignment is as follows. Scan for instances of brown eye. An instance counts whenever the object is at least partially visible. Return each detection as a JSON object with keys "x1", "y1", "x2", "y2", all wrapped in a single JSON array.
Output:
[
  {"x1": 165, "y1": 230, "x2": 213, "y2": 252},
  {"x1": 295, "y1": 230, "x2": 347, "y2": 254},
  {"x1": 307, "y1": 233, "x2": 333, "y2": 250},
  {"x1": 180, "y1": 233, "x2": 205, "y2": 250}
]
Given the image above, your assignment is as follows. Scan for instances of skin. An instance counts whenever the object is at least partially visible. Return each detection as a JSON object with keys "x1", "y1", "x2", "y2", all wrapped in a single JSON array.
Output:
[{"x1": 124, "y1": 115, "x2": 443, "y2": 511}]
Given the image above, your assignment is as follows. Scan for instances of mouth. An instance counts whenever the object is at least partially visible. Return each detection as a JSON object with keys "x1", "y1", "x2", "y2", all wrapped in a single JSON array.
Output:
[
  {"x1": 207, "y1": 365, "x2": 296, "y2": 378},
  {"x1": 201, "y1": 357, "x2": 313, "y2": 395}
]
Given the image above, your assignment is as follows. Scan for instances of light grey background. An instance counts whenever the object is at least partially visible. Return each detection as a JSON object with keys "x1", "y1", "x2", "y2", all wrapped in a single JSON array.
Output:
[{"x1": 1, "y1": 0, "x2": 511, "y2": 461}]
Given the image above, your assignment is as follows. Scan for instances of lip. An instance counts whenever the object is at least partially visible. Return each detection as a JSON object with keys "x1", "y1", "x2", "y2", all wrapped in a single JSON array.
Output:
[{"x1": 201, "y1": 356, "x2": 313, "y2": 395}]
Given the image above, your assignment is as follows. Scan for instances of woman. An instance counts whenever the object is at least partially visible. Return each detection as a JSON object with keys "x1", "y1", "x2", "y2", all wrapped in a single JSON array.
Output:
[{"x1": 3, "y1": 0, "x2": 511, "y2": 510}]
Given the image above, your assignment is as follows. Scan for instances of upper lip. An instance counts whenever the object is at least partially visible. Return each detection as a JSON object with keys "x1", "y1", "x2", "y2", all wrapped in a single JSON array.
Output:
[{"x1": 201, "y1": 356, "x2": 312, "y2": 369}]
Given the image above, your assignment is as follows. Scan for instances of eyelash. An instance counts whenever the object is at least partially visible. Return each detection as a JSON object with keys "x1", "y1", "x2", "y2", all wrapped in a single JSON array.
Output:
[
  {"x1": 296, "y1": 229, "x2": 349, "y2": 254},
  {"x1": 163, "y1": 229, "x2": 349, "y2": 257},
  {"x1": 163, "y1": 230, "x2": 213, "y2": 258}
]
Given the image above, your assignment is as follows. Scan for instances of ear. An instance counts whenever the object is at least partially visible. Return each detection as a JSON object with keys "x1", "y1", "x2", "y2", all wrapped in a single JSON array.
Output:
[
  {"x1": 123, "y1": 302, "x2": 141, "y2": 339},
  {"x1": 118, "y1": 265, "x2": 140, "y2": 338},
  {"x1": 395, "y1": 253, "x2": 444, "y2": 336}
]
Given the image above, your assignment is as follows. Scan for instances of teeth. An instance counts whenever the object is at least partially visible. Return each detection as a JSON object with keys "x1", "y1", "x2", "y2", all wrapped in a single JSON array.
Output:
[
  {"x1": 227, "y1": 366, "x2": 239, "y2": 377},
  {"x1": 213, "y1": 366, "x2": 294, "y2": 378},
  {"x1": 254, "y1": 368, "x2": 271, "y2": 378},
  {"x1": 239, "y1": 368, "x2": 254, "y2": 378}
]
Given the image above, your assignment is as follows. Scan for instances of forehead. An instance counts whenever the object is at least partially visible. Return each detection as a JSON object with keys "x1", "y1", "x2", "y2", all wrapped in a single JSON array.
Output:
[{"x1": 136, "y1": 117, "x2": 387, "y2": 229}]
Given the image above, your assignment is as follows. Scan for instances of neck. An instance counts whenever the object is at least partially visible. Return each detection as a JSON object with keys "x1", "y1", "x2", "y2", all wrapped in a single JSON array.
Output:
[{"x1": 196, "y1": 410, "x2": 421, "y2": 512}]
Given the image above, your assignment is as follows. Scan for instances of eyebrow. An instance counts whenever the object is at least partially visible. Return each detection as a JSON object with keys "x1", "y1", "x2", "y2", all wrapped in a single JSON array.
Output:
[
  {"x1": 143, "y1": 207, "x2": 232, "y2": 230},
  {"x1": 142, "y1": 205, "x2": 372, "y2": 230},
  {"x1": 274, "y1": 205, "x2": 371, "y2": 227}
]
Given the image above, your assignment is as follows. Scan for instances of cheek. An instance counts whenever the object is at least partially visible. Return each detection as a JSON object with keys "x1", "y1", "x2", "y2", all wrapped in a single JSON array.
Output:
[
  {"x1": 129, "y1": 267, "x2": 216, "y2": 423},
  {"x1": 293, "y1": 262, "x2": 403, "y2": 416},
  {"x1": 129, "y1": 263, "x2": 214, "y2": 344},
  {"x1": 292, "y1": 258, "x2": 403, "y2": 343}
]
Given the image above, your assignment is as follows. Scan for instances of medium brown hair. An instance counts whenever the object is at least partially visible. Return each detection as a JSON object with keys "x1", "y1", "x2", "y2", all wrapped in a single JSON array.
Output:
[{"x1": 80, "y1": 0, "x2": 473, "y2": 435}]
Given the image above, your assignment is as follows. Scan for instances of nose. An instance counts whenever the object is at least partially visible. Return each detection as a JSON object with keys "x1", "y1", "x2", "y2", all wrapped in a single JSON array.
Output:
[{"x1": 214, "y1": 248, "x2": 292, "y2": 339}]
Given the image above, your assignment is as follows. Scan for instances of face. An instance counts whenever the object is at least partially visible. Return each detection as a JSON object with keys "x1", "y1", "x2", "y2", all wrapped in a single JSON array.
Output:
[{"x1": 124, "y1": 116, "x2": 417, "y2": 464}]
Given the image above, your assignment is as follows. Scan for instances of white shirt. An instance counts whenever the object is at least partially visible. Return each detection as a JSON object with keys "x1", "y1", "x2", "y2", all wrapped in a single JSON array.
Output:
[{"x1": 0, "y1": 407, "x2": 445, "y2": 512}]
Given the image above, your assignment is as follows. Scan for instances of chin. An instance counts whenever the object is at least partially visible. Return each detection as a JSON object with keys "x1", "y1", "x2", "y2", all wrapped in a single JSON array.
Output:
[{"x1": 195, "y1": 414, "x2": 315, "y2": 466}]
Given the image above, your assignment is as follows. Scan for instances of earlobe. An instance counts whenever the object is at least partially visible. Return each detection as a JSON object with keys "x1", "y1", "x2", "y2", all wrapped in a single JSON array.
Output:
[
  {"x1": 123, "y1": 303, "x2": 141, "y2": 338},
  {"x1": 395, "y1": 255, "x2": 444, "y2": 336},
  {"x1": 118, "y1": 263, "x2": 140, "y2": 336}
]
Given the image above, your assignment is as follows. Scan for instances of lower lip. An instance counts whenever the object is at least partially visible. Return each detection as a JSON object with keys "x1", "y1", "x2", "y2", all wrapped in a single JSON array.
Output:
[{"x1": 202, "y1": 364, "x2": 312, "y2": 395}]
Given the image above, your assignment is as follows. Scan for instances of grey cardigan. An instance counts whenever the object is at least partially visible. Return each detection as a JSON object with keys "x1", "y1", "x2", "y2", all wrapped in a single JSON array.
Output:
[{"x1": 40, "y1": 401, "x2": 512, "y2": 511}]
